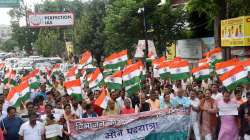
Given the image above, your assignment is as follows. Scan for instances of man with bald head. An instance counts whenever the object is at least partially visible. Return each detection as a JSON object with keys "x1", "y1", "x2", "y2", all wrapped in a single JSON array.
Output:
[{"x1": 171, "y1": 88, "x2": 191, "y2": 108}]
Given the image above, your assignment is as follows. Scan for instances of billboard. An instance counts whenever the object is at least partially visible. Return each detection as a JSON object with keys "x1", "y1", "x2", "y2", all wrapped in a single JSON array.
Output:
[
  {"x1": 175, "y1": 37, "x2": 215, "y2": 60},
  {"x1": 134, "y1": 40, "x2": 158, "y2": 58},
  {"x1": 221, "y1": 16, "x2": 250, "y2": 47},
  {"x1": 0, "y1": 0, "x2": 19, "y2": 7},
  {"x1": 27, "y1": 12, "x2": 74, "y2": 28},
  {"x1": 166, "y1": 43, "x2": 176, "y2": 60},
  {"x1": 176, "y1": 39, "x2": 202, "y2": 59}
]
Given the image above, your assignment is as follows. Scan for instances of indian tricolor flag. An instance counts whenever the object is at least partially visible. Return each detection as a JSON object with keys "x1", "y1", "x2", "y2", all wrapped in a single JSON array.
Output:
[
  {"x1": 65, "y1": 66, "x2": 78, "y2": 81},
  {"x1": 192, "y1": 64, "x2": 212, "y2": 80},
  {"x1": 79, "y1": 51, "x2": 92, "y2": 66},
  {"x1": 219, "y1": 65, "x2": 249, "y2": 91},
  {"x1": 7, "y1": 81, "x2": 30, "y2": 107},
  {"x1": 122, "y1": 62, "x2": 142, "y2": 87},
  {"x1": 0, "y1": 63, "x2": 5, "y2": 70},
  {"x1": 215, "y1": 58, "x2": 239, "y2": 75},
  {"x1": 152, "y1": 57, "x2": 166, "y2": 78},
  {"x1": 21, "y1": 69, "x2": 40, "y2": 82},
  {"x1": 206, "y1": 48, "x2": 223, "y2": 64},
  {"x1": 94, "y1": 88, "x2": 110, "y2": 109},
  {"x1": 64, "y1": 79, "x2": 83, "y2": 101},
  {"x1": 88, "y1": 68, "x2": 104, "y2": 89},
  {"x1": 28, "y1": 76, "x2": 40, "y2": 89},
  {"x1": 198, "y1": 58, "x2": 208, "y2": 67},
  {"x1": 238, "y1": 59, "x2": 250, "y2": 72},
  {"x1": 103, "y1": 50, "x2": 128, "y2": 69},
  {"x1": 169, "y1": 60, "x2": 190, "y2": 81},
  {"x1": 105, "y1": 70, "x2": 122, "y2": 91},
  {"x1": 51, "y1": 63, "x2": 61, "y2": 75},
  {"x1": 125, "y1": 83, "x2": 140, "y2": 96},
  {"x1": 158, "y1": 61, "x2": 171, "y2": 80},
  {"x1": 3, "y1": 69, "x2": 16, "y2": 87}
]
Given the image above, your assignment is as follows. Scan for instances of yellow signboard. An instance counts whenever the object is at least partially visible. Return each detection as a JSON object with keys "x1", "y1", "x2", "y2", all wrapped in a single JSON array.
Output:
[
  {"x1": 221, "y1": 16, "x2": 250, "y2": 47},
  {"x1": 166, "y1": 43, "x2": 176, "y2": 60},
  {"x1": 65, "y1": 41, "x2": 74, "y2": 57}
]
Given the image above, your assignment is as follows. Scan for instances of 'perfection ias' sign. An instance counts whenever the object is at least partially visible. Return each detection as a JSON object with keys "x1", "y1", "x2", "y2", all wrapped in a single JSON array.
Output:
[{"x1": 27, "y1": 12, "x2": 74, "y2": 28}]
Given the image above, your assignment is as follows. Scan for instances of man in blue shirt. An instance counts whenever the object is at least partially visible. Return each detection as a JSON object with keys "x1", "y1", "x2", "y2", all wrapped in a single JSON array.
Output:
[
  {"x1": 0, "y1": 106, "x2": 24, "y2": 140},
  {"x1": 171, "y1": 88, "x2": 191, "y2": 108}
]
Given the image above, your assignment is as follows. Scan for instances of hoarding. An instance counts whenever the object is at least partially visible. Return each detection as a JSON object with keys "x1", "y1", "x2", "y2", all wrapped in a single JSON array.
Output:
[
  {"x1": 176, "y1": 39, "x2": 202, "y2": 59},
  {"x1": 27, "y1": 12, "x2": 74, "y2": 28},
  {"x1": 221, "y1": 16, "x2": 250, "y2": 46},
  {"x1": 0, "y1": 0, "x2": 20, "y2": 7},
  {"x1": 134, "y1": 40, "x2": 158, "y2": 58},
  {"x1": 166, "y1": 43, "x2": 176, "y2": 60}
]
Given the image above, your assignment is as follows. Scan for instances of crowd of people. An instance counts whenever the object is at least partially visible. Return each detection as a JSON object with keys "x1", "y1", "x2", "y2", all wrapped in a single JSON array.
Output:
[{"x1": 0, "y1": 68, "x2": 250, "y2": 140}]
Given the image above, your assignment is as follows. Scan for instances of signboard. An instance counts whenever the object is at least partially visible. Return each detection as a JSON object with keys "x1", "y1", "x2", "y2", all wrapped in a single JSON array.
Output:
[
  {"x1": 135, "y1": 40, "x2": 158, "y2": 58},
  {"x1": 45, "y1": 124, "x2": 63, "y2": 138},
  {"x1": 166, "y1": 43, "x2": 176, "y2": 61},
  {"x1": 66, "y1": 41, "x2": 74, "y2": 57},
  {"x1": 218, "y1": 102, "x2": 238, "y2": 116},
  {"x1": 221, "y1": 16, "x2": 250, "y2": 46},
  {"x1": 176, "y1": 39, "x2": 202, "y2": 59},
  {"x1": 68, "y1": 109, "x2": 190, "y2": 140},
  {"x1": 0, "y1": 0, "x2": 20, "y2": 7},
  {"x1": 27, "y1": 12, "x2": 74, "y2": 28}
]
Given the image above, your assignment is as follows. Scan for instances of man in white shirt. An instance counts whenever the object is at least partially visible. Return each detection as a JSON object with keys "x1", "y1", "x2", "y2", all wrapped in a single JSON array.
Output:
[
  {"x1": 189, "y1": 90, "x2": 201, "y2": 140},
  {"x1": 211, "y1": 84, "x2": 223, "y2": 101},
  {"x1": 19, "y1": 112, "x2": 45, "y2": 140},
  {"x1": 116, "y1": 89, "x2": 131, "y2": 109}
]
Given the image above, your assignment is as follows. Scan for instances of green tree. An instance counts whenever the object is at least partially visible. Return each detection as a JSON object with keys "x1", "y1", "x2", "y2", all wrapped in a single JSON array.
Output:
[
  {"x1": 34, "y1": 29, "x2": 65, "y2": 57},
  {"x1": 74, "y1": 0, "x2": 106, "y2": 63},
  {"x1": 188, "y1": 0, "x2": 250, "y2": 49},
  {"x1": 0, "y1": 39, "x2": 19, "y2": 52},
  {"x1": 9, "y1": 6, "x2": 39, "y2": 54},
  {"x1": 104, "y1": 0, "x2": 187, "y2": 56}
]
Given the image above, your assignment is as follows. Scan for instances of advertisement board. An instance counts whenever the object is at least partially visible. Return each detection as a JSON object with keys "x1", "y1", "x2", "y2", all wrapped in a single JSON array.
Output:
[
  {"x1": 0, "y1": 0, "x2": 19, "y2": 7},
  {"x1": 27, "y1": 12, "x2": 74, "y2": 28},
  {"x1": 221, "y1": 16, "x2": 250, "y2": 46},
  {"x1": 166, "y1": 43, "x2": 176, "y2": 60},
  {"x1": 134, "y1": 40, "x2": 157, "y2": 58},
  {"x1": 176, "y1": 39, "x2": 202, "y2": 59}
]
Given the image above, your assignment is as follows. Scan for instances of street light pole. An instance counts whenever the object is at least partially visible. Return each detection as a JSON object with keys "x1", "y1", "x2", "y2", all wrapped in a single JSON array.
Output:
[{"x1": 138, "y1": 7, "x2": 149, "y2": 71}]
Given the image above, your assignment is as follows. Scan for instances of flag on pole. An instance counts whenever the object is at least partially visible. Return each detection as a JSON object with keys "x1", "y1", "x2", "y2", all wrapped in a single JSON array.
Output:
[
  {"x1": 88, "y1": 68, "x2": 104, "y2": 89},
  {"x1": 28, "y1": 76, "x2": 40, "y2": 89},
  {"x1": 103, "y1": 50, "x2": 128, "y2": 69},
  {"x1": 169, "y1": 60, "x2": 190, "y2": 81},
  {"x1": 125, "y1": 83, "x2": 141, "y2": 97},
  {"x1": 3, "y1": 69, "x2": 16, "y2": 87},
  {"x1": 6, "y1": 81, "x2": 30, "y2": 107},
  {"x1": 215, "y1": 58, "x2": 239, "y2": 75},
  {"x1": 51, "y1": 63, "x2": 61, "y2": 75},
  {"x1": 122, "y1": 62, "x2": 142, "y2": 87},
  {"x1": 206, "y1": 48, "x2": 223, "y2": 64},
  {"x1": 79, "y1": 51, "x2": 92, "y2": 66},
  {"x1": 64, "y1": 79, "x2": 83, "y2": 101},
  {"x1": 0, "y1": 63, "x2": 5, "y2": 70},
  {"x1": 65, "y1": 66, "x2": 78, "y2": 81},
  {"x1": 238, "y1": 59, "x2": 250, "y2": 72},
  {"x1": 21, "y1": 69, "x2": 40, "y2": 82},
  {"x1": 198, "y1": 58, "x2": 208, "y2": 66},
  {"x1": 94, "y1": 88, "x2": 110, "y2": 109},
  {"x1": 192, "y1": 64, "x2": 212, "y2": 80},
  {"x1": 105, "y1": 70, "x2": 122, "y2": 91},
  {"x1": 158, "y1": 61, "x2": 171, "y2": 80},
  {"x1": 219, "y1": 65, "x2": 249, "y2": 91}
]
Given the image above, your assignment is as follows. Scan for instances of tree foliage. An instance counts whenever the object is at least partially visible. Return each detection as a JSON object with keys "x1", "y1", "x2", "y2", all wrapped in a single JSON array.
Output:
[
  {"x1": 73, "y1": 0, "x2": 106, "y2": 63},
  {"x1": 6, "y1": 0, "x2": 249, "y2": 58},
  {"x1": 104, "y1": 0, "x2": 187, "y2": 56}
]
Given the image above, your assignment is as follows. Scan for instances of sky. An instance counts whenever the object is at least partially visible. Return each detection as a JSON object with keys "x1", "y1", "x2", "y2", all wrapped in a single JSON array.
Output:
[{"x1": 0, "y1": 0, "x2": 43, "y2": 25}]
